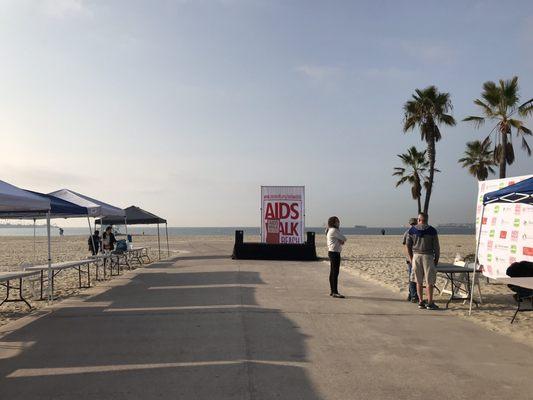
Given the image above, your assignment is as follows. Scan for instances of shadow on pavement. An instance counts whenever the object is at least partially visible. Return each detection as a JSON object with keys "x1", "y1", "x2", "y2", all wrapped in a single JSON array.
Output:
[{"x1": 0, "y1": 263, "x2": 323, "y2": 399}]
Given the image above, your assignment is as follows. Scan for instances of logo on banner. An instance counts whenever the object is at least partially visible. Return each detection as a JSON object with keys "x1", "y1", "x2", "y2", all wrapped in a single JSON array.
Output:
[
  {"x1": 261, "y1": 186, "x2": 305, "y2": 244},
  {"x1": 476, "y1": 175, "x2": 532, "y2": 278}
]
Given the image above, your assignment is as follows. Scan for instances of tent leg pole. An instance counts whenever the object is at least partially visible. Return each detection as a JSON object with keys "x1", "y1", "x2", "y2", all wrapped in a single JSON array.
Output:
[
  {"x1": 157, "y1": 223, "x2": 161, "y2": 261},
  {"x1": 33, "y1": 218, "x2": 36, "y2": 263},
  {"x1": 165, "y1": 223, "x2": 169, "y2": 257},
  {"x1": 47, "y1": 213, "x2": 52, "y2": 303},
  {"x1": 469, "y1": 205, "x2": 485, "y2": 316}
]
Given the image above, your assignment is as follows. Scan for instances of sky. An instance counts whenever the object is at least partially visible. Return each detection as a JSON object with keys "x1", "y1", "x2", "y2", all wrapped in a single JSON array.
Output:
[{"x1": 0, "y1": 0, "x2": 532, "y2": 227}]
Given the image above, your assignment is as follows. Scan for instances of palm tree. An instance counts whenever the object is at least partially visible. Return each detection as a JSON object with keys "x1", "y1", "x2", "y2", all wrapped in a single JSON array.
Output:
[
  {"x1": 463, "y1": 77, "x2": 533, "y2": 178},
  {"x1": 403, "y1": 86, "x2": 456, "y2": 215},
  {"x1": 458, "y1": 140, "x2": 496, "y2": 181},
  {"x1": 393, "y1": 146, "x2": 429, "y2": 214}
]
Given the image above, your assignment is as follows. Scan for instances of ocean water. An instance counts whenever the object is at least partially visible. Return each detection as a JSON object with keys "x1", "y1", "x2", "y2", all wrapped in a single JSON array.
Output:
[{"x1": 0, "y1": 226, "x2": 474, "y2": 237}]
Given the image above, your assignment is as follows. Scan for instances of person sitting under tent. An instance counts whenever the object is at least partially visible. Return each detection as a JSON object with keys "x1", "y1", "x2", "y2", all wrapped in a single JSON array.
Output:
[{"x1": 88, "y1": 230, "x2": 101, "y2": 255}]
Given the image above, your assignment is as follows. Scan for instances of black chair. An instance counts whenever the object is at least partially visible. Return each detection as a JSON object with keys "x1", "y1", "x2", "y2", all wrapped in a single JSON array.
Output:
[{"x1": 506, "y1": 261, "x2": 533, "y2": 324}]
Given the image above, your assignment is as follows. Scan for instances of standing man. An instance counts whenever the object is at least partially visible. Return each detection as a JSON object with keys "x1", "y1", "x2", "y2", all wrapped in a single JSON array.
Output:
[
  {"x1": 403, "y1": 218, "x2": 419, "y2": 303},
  {"x1": 406, "y1": 213, "x2": 440, "y2": 310}
]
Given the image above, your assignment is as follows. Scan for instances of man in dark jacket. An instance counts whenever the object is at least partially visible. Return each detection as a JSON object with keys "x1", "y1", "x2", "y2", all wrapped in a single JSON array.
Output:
[
  {"x1": 403, "y1": 218, "x2": 419, "y2": 303},
  {"x1": 406, "y1": 213, "x2": 440, "y2": 310},
  {"x1": 88, "y1": 230, "x2": 101, "y2": 255}
]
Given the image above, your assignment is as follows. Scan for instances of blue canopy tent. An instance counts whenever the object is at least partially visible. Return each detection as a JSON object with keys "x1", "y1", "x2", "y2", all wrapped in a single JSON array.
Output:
[
  {"x1": 482, "y1": 177, "x2": 533, "y2": 205},
  {"x1": 0, "y1": 190, "x2": 90, "y2": 302},
  {"x1": 469, "y1": 177, "x2": 533, "y2": 314}
]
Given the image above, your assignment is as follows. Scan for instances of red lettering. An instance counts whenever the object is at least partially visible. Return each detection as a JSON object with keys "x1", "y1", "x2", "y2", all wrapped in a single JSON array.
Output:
[
  {"x1": 279, "y1": 203, "x2": 291, "y2": 219},
  {"x1": 290, "y1": 203, "x2": 299, "y2": 219},
  {"x1": 265, "y1": 203, "x2": 275, "y2": 219},
  {"x1": 279, "y1": 221, "x2": 286, "y2": 235},
  {"x1": 290, "y1": 222, "x2": 298, "y2": 235}
]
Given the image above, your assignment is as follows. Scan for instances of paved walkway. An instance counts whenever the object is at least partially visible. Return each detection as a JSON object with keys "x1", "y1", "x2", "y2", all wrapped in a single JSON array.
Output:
[{"x1": 1, "y1": 240, "x2": 532, "y2": 399}]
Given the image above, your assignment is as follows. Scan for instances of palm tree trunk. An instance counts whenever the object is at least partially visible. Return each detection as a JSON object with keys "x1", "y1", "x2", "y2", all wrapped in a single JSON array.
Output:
[
  {"x1": 417, "y1": 196, "x2": 421, "y2": 214},
  {"x1": 499, "y1": 132, "x2": 507, "y2": 178},
  {"x1": 423, "y1": 136, "x2": 436, "y2": 216}
]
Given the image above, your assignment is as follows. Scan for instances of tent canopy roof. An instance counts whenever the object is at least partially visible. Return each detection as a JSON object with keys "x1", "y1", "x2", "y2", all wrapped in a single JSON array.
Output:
[
  {"x1": 27, "y1": 191, "x2": 89, "y2": 218},
  {"x1": 48, "y1": 189, "x2": 125, "y2": 218},
  {"x1": 483, "y1": 177, "x2": 533, "y2": 205},
  {"x1": 0, "y1": 180, "x2": 50, "y2": 215},
  {"x1": 96, "y1": 205, "x2": 166, "y2": 225}
]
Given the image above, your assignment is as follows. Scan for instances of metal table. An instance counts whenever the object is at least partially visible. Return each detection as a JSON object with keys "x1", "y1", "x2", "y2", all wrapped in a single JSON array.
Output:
[
  {"x1": 26, "y1": 259, "x2": 95, "y2": 300},
  {"x1": 436, "y1": 263, "x2": 480, "y2": 309},
  {"x1": 0, "y1": 270, "x2": 40, "y2": 308}
]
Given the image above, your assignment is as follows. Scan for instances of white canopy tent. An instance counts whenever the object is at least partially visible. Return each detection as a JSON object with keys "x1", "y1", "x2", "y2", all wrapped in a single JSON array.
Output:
[
  {"x1": 48, "y1": 189, "x2": 126, "y2": 251},
  {"x1": 48, "y1": 189, "x2": 126, "y2": 217},
  {"x1": 0, "y1": 180, "x2": 53, "y2": 301}
]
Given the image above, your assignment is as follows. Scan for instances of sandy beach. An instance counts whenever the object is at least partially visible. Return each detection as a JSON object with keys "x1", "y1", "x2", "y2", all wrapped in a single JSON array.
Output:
[
  {"x1": 0, "y1": 234, "x2": 531, "y2": 348},
  {"x1": 315, "y1": 234, "x2": 533, "y2": 348}
]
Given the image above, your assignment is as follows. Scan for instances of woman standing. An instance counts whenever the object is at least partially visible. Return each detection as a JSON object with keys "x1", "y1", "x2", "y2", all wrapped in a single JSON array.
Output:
[
  {"x1": 102, "y1": 226, "x2": 117, "y2": 252},
  {"x1": 326, "y1": 216, "x2": 347, "y2": 298}
]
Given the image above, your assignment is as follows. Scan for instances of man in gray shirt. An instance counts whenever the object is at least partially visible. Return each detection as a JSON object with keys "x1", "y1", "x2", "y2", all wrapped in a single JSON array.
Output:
[{"x1": 406, "y1": 213, "x2": 440, "y2": 310}]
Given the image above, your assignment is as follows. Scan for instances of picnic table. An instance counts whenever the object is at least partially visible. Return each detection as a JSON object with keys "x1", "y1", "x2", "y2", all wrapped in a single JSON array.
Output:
[
  {"x1": 127, "y1": 247, "x2": 151, "y2": 266},
  {"x1": 90, "y1": 248, "x2": 151, "y2": 279},
  {"x1": 1, "y1": 249, "x2": 153, "y2": 309},
  {"x1": 0, "y1": 270, "x2": 40, "y2": 308},
  {"x1": 436, "y1": 262, "x2": 481, "y2": 309},
  {"x1": 26, "y1": 259, "x2": 96, "y2": 300}
]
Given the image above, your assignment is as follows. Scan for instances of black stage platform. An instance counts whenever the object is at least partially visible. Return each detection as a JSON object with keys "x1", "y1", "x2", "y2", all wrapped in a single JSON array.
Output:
[{"x1": 232, "y1": 230, "x2": 318, "y2": 261}]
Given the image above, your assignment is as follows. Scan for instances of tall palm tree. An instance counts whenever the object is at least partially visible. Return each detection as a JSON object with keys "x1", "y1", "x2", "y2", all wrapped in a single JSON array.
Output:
[
  {"x1": 393, "y1": 146, "x2": 429, "y2": 214},
  {"x1": 458, "y1": 140, "x2": 496, "y2": 181},
  {"x1": 403, "y1": 86, "x2": 456, "y2": 216},
  {"x1": 463, "y1": 77, "x2": 533, "y2": 178}
]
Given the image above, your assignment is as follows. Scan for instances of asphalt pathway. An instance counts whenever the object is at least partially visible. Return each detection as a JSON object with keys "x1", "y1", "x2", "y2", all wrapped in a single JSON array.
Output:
[{"x1": 0, "y1": 240, "x2": 532, "y2": 399}]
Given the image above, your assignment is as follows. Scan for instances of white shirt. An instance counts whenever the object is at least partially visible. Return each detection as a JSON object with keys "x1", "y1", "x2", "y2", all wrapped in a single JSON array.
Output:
[{"x1": 326, "y1": 228, "x2": 347, "y2": 252}]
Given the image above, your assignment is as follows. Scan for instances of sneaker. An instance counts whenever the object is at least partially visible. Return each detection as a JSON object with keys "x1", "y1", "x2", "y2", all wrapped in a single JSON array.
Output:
[
  {"x1": 411, "y1": 297, "x2": 419, "y2": 303},
  {"x1": 425, "y1": 302, "x2": 440, "y2": 310},
  {"x1": 418, "y1": 300, "x2": 427, "y2": 309},
  {"x1": 332, "y1": 293, "x2": 345, "y2": 298}
]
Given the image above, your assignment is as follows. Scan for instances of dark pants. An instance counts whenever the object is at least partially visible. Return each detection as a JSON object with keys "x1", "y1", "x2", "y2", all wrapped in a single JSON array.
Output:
[
  {"x1": 328, "y1": 251, "x2": 341, "y2": 294},
  {"x1": 407, "y1": 261, "x2": 418, "y2": 300}
]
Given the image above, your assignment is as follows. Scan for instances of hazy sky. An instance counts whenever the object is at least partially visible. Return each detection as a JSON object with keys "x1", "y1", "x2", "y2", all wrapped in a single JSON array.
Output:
[{"x1": 0, "y1": 0, "x2": 532, "y2": 227}]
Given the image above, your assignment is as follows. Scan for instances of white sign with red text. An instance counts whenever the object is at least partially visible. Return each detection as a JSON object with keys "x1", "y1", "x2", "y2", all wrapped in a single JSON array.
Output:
[
  {"x1": 476, "y1": 175, "x2": 533, "y2": 278},
  {"x1": 261, "y1": 186, "x2": 305, "y2": 244}
]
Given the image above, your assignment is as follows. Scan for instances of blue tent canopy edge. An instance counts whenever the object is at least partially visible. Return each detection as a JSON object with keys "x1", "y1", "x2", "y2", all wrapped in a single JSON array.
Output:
[{"x1": 483, "y1": 177, "x2": 533, "y2": 205}]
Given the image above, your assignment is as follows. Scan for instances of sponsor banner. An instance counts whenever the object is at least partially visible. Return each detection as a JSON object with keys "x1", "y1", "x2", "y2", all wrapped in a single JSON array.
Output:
[
  {"x1": 261, "y1": 186, "x2": 305, "y2": 244},
  {"x1": 476, "y1": 175, "x2": 533, "y2": 278}
]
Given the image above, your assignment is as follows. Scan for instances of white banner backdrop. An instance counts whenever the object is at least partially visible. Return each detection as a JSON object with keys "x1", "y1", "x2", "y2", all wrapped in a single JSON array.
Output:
[
  {"x1": 261, "y1": 186, "x2": 305, "y2": 244},
  {"x1": 476, "y1": 174, "x2": 533, "y2": 278}
]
